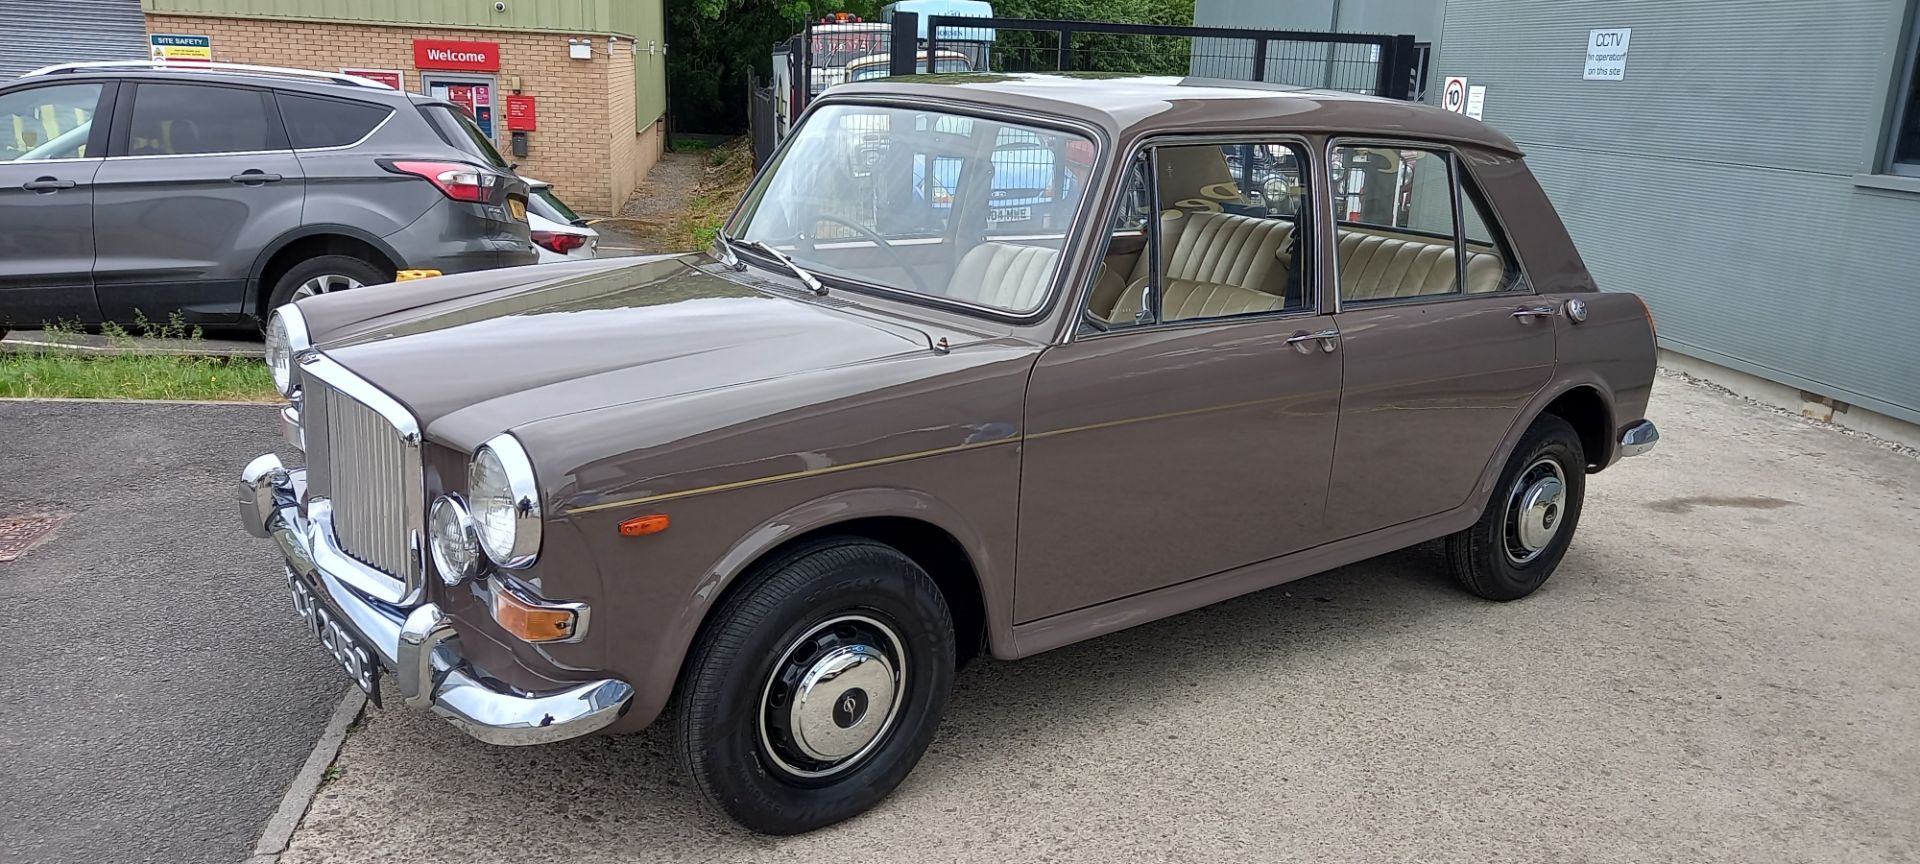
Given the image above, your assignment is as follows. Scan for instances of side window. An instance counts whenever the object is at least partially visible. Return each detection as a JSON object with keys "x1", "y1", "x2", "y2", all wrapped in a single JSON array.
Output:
[
  {"x1": 277, "y1": 93, "x2": 391, "y2": 149},
  {"x1": 1090, "y1": 141, "x2": 1314, "y2": 327},
  {"x1": 0, "y1": 83, "x2": 104, "y2": 162},
  {"x1": 1458, "y1": 171, "x2": 1525, "y2": 293},
  {"x1": 127, "y1": 83, "x2": 281, "y2": 156},
  {"x1": 1331, "y1": 145, "x2": 1461, "y2": 304}
]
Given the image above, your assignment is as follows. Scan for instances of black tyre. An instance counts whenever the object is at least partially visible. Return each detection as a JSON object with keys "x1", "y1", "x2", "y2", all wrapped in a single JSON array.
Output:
[
  {"x1": 265, "y1": 255, "x2": 389, "y2": 312},
  {"x1": 1445, "y1": 413, "x2": 1586, "y2": 601},
  {"x1": 673, "y1": 538, "x2": 956, "y2": 834}
]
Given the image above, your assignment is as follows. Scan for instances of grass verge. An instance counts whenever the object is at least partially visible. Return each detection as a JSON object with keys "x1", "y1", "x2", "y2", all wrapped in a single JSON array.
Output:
[
  {"x1": 676, "y1": 138, "x2": 757, "y2": 251},
  {"x1": 0, "y1": 317, "x2": 278, "y2": 402}
]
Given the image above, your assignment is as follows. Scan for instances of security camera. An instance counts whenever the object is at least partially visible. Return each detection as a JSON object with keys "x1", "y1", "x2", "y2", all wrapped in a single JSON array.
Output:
[{"x1": 493, "y1": 1, "x2": 507, "y2": 12}]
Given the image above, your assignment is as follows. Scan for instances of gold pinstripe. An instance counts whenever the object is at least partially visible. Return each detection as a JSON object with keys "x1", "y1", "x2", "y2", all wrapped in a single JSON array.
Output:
[{"x1": 567, "y1": 393, "x2": 1320, "y2": 515}]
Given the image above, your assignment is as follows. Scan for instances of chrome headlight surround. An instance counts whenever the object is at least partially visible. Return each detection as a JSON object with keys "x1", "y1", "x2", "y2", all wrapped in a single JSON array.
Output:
[
  {"x1": 428, "y1": 494, "x2": 482, "y2": 585},
  {"x1": 469, "y1": 433, "x2": 542, "y2": 569},
  {"x1": 264, "y1": 305, "x2": 311, "y2": 398}
]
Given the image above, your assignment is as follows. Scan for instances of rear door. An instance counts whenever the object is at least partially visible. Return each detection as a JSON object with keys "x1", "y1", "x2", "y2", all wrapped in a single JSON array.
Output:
[
  {"x1": 1322, "y1": 141, "x2": 1555, "y2": 537},
  {"x1": 0, "y1": 80, "x2": 113, "y2": 326},
  {"x1": 92, "y1": 80, "x2": 305, "y2": 324}
]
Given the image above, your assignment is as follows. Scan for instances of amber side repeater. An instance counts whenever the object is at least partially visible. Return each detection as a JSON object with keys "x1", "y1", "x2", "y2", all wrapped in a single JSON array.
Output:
[{"x1": 619, "y1": 514, "x2": 671, "y2": 537}]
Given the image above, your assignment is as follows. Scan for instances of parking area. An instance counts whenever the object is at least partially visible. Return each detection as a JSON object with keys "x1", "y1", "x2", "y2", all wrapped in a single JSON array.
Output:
[
  {"x1": 274, "y1": 374, "x2": 1919, "y2": 863},
  {"x1": 0, "y1": 401, "x2": 344, "y2": 864}
]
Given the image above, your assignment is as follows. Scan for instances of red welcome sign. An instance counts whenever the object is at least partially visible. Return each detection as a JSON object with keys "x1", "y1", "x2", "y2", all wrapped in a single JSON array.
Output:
[{"x1": 413, "y1": 39, "x2": 499, "y2": 72}]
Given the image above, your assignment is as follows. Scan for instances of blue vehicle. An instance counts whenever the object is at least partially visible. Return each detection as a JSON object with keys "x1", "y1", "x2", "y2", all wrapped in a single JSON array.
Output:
[{"x1": 914, "y1": 128, "x2": 1076, "y2": 232}]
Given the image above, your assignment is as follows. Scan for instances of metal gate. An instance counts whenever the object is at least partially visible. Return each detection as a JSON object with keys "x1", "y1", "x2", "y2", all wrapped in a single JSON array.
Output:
[
  {"x1": 766, "y1": 12, "x2": 1425, "y2": 154},
  {"x1": 924, "y1": 15, "x2": 1421, "y2": 98},
  {"x1": 0, "y1": 0, "x2": 149, "y2": 80}
]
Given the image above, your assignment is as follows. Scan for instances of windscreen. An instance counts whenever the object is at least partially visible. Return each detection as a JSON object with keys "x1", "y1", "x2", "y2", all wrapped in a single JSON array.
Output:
[{"x1": 730, "y1": 103, "x2": 1095, "y2": 315}]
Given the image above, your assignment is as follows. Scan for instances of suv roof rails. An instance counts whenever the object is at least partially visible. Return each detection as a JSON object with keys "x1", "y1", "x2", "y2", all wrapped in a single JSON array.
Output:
[{"x1": 20, "y1": 60, "x2": 396, "y2": 89}]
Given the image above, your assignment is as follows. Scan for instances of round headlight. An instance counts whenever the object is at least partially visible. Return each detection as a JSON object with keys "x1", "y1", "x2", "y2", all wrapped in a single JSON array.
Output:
[
  {"x1": 428, "y1": 495, "x2": 481, "y2": 585},
  {"x1": 264, "y1": 306, "x2": 311, "y2": 397},
  {"x1": 469, "y1": 434, "x2": 542, "y2": 568}
]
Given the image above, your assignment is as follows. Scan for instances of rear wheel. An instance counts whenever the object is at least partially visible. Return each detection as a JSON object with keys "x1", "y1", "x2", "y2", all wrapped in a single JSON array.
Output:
[
  {"x1": 1445, "y1": 414, "x2": 1586, "y2": 601},
  {"x1": 672, "y1": 538, "x2": 956, "y2": 834},
  {"x1": 265, "y1": 255, "x2": 388, "y2": 312}
]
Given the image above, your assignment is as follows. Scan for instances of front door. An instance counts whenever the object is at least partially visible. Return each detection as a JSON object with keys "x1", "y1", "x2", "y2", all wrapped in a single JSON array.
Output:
[
  {"x1": 0, "y1": 80, "x2": 113, "y2": 327},
  {"x1": 1321, "y1": 142, "x2": 1556, "y2": 537},
  {"x1": 1016, "y1": 141, "x2": 1341, "y2": 623},
  {"x1": 92, "y1": 81, "x2": 305, "y2": 324}
]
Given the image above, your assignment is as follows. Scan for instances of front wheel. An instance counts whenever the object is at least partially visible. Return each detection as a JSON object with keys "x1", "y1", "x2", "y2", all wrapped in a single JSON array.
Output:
[
  {"x1": 672, "y1": 539, "x2": 956, "y2": 834},
  {"x1": 265, "y1": 255, "x2": 389, "y2": 312},
  {"x1": 1446, "y1": 413, "x2": 1586, "y2": 601}
]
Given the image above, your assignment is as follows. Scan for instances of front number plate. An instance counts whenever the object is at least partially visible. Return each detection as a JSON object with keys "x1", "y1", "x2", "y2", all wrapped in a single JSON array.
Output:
[
  {"x1": 286, "y1": 569, "x2": 383, "y2": 706},
  {"x1": 987, "y1": 205, "x2": 1031, "y2": 224}
]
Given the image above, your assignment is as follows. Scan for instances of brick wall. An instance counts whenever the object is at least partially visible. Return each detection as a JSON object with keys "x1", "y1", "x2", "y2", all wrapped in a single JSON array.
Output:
[{"x1": 146, "y1": 14, "x2": 663, "y2": 213}]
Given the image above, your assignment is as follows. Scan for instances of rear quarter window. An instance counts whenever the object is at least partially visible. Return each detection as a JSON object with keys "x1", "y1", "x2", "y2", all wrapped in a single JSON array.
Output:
[
  {"x1": 277, "y1": 93, "x2": 391, "y2": 149},
  {"x1": 418, "y1": 104, "x2": 508, "y2": 168}
]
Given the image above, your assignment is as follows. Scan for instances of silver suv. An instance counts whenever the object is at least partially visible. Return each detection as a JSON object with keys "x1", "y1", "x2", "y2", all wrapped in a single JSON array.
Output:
[{"x1": 0, "y1": 62, "x2": 535, "y2": 332}]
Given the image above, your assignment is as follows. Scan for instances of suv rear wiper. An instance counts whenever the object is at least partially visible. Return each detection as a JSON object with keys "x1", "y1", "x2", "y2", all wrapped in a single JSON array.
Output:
[{"x1": 729, "y1": 234, "x2": 827, "y2": 296}]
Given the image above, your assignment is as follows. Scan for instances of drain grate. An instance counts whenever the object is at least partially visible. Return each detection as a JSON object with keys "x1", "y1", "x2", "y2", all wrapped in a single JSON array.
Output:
[{"x1": 0, "y1": 514, "x2": 64, "y2": 563}]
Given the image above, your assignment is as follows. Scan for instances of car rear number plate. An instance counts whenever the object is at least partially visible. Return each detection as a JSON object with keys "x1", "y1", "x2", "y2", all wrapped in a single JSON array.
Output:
[
  {"x1": 286, "y1": 569, "x2": 382, "y2": 705},
  {"x1": 988, "y1": 206, "x2": 1031, "y2": 223},
  {"x1": 509, "y1": 198, "x2": 526, "y2": 222}
]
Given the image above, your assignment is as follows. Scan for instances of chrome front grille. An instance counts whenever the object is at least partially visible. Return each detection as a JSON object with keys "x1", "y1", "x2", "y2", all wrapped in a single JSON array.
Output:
[
  {"x1": 323, "y1": 385, "x2": 413, "y2": 576},
  {"x1": 299, "y1": 355, "x2": 425, "y2": 599}
]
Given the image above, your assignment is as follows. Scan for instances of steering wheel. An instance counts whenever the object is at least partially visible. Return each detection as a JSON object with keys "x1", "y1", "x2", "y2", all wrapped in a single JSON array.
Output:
[{"x1": 809, "y1": 214, "x2": 936, "y2": 296}]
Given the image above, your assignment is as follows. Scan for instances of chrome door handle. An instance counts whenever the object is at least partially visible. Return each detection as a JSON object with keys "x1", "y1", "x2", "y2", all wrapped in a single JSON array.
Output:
[
  {"x1": 1512, "y1": 305, "x2": 1557, "y2": 319},
  {"x1": 1285, "y1": 328, "x2": 1340, "y2": 353}
]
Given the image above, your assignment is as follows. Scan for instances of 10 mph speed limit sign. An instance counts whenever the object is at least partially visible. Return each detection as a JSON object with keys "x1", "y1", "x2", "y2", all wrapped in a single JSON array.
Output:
[{"x1": 1442, "y1": 77, "x2": 1468, "y2": 113}]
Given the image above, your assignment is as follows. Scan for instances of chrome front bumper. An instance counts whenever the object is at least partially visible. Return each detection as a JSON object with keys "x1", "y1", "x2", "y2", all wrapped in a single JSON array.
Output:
[
  {"x1": 237, "y1": 454, "x2": 632, "y2": 746},
  {"x1": 1618, "y1": 419, "x2": 1660, "y2": 459}
]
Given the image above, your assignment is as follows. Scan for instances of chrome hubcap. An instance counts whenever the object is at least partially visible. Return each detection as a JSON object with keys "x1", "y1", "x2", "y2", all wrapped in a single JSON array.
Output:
[
  {"x1": 1504, "y1": 457, "x2": 1567, "y2": 565},
  {"x1": 759, "y1": 614, "x2": 906, "y2": 779},
  {"x1": 292, "y1": 274, "x2": 363, "y2": 300}
]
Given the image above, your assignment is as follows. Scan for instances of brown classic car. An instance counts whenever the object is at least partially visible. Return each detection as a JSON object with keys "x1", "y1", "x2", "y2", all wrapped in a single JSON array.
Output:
[{"x1": 238, "y1": 74, "x2": 1659, "y2": 833}]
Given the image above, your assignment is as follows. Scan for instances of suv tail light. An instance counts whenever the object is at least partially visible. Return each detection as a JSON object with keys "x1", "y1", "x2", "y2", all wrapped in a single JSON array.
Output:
[
  {"x1": 381, "y1": 160, "x2": 498, "y2": 202},
  {"x1": 532, "y1": 230, "x2": 587, "y2": 254}
]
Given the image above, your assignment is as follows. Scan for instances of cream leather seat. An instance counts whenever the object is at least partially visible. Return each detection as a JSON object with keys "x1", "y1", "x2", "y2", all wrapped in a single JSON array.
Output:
[
  {"x1": 1149, "y1": 211, "x2": 1295, "y2": 297},
  {"x1": 1106, "y1": 277, "x2": 1285, "y2": 323},
  {"x1": 945, "y1": 242, "x2": 1059, "y2": 310},
  {"x1": 1336, "y1": 229, "x2": 1506, "y2": 301}
]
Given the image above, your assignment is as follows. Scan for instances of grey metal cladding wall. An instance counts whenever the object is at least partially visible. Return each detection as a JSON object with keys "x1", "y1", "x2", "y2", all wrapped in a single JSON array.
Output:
[
  {"x1": 1438, "y1": 0, "x2": 1920, "y2": 424},
  {"x1": 0, "y1": 0, "x2": 149, "y2": 80}
]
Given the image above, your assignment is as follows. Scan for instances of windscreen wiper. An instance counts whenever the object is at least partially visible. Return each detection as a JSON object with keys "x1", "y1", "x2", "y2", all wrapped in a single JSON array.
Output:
[
  {"x1": 732, "y1": 236, "x2": 827, "y2": 296},
  {"x1": 713, "y1": 230, "x2": 745, "y2": 271}
]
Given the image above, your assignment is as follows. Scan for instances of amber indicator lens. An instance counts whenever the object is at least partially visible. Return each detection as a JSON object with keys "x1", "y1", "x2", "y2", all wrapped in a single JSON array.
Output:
[
  {"x1": 491, "y1": 585, "x2": 577, "y2": 643},
  {"x1": 618, "y1": 514, "x2": 670, "y2": 537}
]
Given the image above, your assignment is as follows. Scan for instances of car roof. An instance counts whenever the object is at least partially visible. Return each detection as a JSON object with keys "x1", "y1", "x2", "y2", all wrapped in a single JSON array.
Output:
[{"x1": 824, "y1": 73, "x2": 1522, "y2": 156}]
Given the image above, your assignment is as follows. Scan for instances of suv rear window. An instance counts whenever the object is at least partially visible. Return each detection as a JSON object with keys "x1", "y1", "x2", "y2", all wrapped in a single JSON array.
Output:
[
  {"x1": 419, "y1": 104, "x2": 508, "y2": 168},
  {"x1": 278, "y1": 93, "x2": 391, "y2": 149}
]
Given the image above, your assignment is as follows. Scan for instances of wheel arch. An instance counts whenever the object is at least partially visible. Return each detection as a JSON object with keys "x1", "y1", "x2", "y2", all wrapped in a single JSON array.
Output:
[
  {"x1": 248, "y1": 226, "x2": 403, "y2": 318},
  {"x1": 645, "y1": 486, "x2": 1008, "y2": 726},
  {"x1": 1462, "y1": 375, "x2": 1619, "y2": 523}
]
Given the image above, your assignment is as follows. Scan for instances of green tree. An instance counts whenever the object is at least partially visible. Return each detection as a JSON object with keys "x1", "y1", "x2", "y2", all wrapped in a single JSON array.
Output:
[{"x1": 667, "y1": 0, "x2": 1197, "y2": 133}]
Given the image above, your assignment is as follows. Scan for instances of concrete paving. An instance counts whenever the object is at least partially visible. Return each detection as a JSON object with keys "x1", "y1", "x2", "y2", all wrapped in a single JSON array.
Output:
[
  {"x1": 0, "y1": 401, "x2": 344, "y2": 864},
  {"x1": 278, "y1": 374, "x2": 1919, "y2": 863}
]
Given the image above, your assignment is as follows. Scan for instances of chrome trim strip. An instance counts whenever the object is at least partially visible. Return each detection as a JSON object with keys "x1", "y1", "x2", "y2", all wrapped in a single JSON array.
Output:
[{"x1": 24, "y1": 60, "x2": 393, "y2": 88}]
